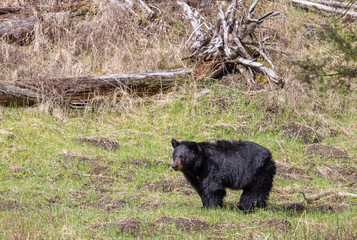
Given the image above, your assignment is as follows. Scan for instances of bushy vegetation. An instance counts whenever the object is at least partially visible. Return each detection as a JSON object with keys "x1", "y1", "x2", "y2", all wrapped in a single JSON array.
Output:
[{"x1": 293, "y1": 23, "x2": 357, "y2": 90}]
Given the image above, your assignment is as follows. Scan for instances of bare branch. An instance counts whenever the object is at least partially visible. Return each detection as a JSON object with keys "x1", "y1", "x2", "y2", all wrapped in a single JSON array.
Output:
[{"x1": 237, "y1": 58, "x2": 282, "y2": 85}]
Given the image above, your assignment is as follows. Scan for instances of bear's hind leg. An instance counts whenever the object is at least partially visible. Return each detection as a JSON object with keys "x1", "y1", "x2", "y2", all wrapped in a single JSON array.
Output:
[
  {"x1": 238, "y1": 189, "x2": 268, "y2": 211},
  {"x1": 238, "y1": 162, "x2": 275, "y2": 211}
]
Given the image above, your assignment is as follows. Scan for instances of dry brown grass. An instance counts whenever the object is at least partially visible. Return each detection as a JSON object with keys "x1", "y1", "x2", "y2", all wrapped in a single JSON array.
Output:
[
  {"x1": 0, "y1": 0, "x2": 356, "y2": 107},
  {"x1": 0, "y1": 0, "x2": 190, "y2": 82}
]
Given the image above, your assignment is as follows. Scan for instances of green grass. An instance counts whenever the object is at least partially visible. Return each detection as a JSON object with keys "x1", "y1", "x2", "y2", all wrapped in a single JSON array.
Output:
[{"x1": 0, "y1": 84, "x2": 356, "y2": 239}]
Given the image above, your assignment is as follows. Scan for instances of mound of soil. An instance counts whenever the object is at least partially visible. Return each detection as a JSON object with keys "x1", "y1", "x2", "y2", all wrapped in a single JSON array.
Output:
[
  {"x1": 0, "y1": 201, "x2": 20, "y2": 211},
  {"x1": 140, "y1": 178, "x2": 194, "y2": 195},
  {"x1": 92, "y1": 220, "x2": 141, "y2": 236},
  {"x1": 154, "y1": 216, "x2": 209, "y2": 232},
  {"x1": 314, "y1": 164, "x2": 357, "y2": 184},
  {"x1": 70, "y1": 191, "x2": 127, "y2": 211},
  {"x1": 284, "y1": 203, "x2": 305, "y2": 212},
  {"x1": 319, "y1": 204, "x2": 334, "y2": 213},
  {"x1": 124, "y1": 158, "x2": 169, "y2": 168},
  {"x1": 75, "y1": 136, "x2": 120, "y2": 151},
  {"x1": 276, "y1": 162, "x2": 311, "y2": 180},
  {"x1": 59, "y1": 151, "x2": 110, "y2": 175},
  {"x1": 283, "y1": 124, "x2": 321, "y2": 144},
  {"x1": 307, "y1": 144, "x2": 348, "y2": 158},
  {"x1": 265, "y1": 219, "x2": 291, "y2": 232},
  {"x1": 140, "y1": 202, "x2": 168, "y2": 210}
]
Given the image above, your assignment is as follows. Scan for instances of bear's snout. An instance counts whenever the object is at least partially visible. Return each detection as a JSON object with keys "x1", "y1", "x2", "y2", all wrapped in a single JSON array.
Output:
[{"x1": 172, "y1": 157, "x2": 183, "y2": 171}]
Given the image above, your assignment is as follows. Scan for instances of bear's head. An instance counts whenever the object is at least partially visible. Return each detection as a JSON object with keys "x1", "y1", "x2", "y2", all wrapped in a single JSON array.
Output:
[{"x1": 171, "y1": 138, "x2": 202, "y2": 171}]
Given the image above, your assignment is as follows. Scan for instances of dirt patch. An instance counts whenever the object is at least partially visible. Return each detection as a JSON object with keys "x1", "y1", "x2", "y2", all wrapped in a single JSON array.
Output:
[
  {"x1": 213, "y1": 223, "x2": 239, "y2": 232},
  {"x1": 141, "y1": 180, "x2": 176, "y2": 193},
  {"x1": 283, "y1": 124, "x2": 321, "y2": 144},
  {"x1": 264, "y1": 219, "x2": 291, "y2": 232},
  {"x1": 284, "y1": 203, "x2": 305, "y2": 212},
  {"x1": 314, "y1": 164, "x2": 357, "y2": 184},
  {"x1": 69, "y1": 191, "x2": 127, "y2": 211},
  {"x1": 318, "y1": 204, "x2": 334, "y2": 213},
  {"x1": 276, "y1": 162, "x2": 311, "y2": 180},
  {"x1": 84, "y1": 198, "x2": 127, "y2": 211},
  {"x1": 59, "y1": 151, "x2": 111, "y2": 175},
  {"x1": 0, "y1": 201, "x2": 20, "y2": 211},
  {"x1": 124, "y1": 158, "x2": 170, "y2": 168},
  {"x1": 307, "y1": 144, "x2": 348, "y2": 158},
  {"x1": 335, "y1": 166, "x2": 357, "y2": 183},
  {"x1": 140, "y1": 201, "x2": 168, "y2": 210},
  {"x1": 282, "y1": 202, "x2": 351, "y2": 213},
  {"x1": 59, "y1": 151, "x2": 102, "y2": 162},
  {"x1": 75, "y1": 136, "x2": 120, "y2": 151},
  {"x1": 154, "y1": 216, "x2": 209, "y2": 232},
  {"x1": 140, "y1": 178, "x2": 194, "y2": 195},
  {"x1": 92, "y1": 220, "x2": 141, "y2": 236}
]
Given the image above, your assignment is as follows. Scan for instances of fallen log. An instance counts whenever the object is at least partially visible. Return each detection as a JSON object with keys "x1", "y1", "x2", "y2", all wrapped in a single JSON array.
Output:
[
  {"x1": 0, "y1": 7, "x2": 21, "y2": 15},
  {"x1": 0, "y1": 68, "x2": 193, "y2": 107},
  {"x1": 0, "y1": 12, "x2": 71, "y2": 44},
  {"x1": 0, "y1": 83, "x2": 39, "y2": 105},
  {"x1": 0, "y1": 16, "x2": 36, "y2": 44},
  {"x1": 291, "y1": 0, "x2": 357, "y2": 17},
  {"x1": 299, "y1": 190, "x2": 357, "y2": 204}
]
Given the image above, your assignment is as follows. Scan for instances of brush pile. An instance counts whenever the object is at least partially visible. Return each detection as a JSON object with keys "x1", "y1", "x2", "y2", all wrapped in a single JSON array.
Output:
[{"x1": 179, "y1": 0, "x2": 284, "y2": 86}]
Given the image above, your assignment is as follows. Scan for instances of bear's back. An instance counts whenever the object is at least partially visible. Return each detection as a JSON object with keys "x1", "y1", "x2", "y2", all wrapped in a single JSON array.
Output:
[{"x1": 199, "y1": 140, "x2": 272, "y2": 188}]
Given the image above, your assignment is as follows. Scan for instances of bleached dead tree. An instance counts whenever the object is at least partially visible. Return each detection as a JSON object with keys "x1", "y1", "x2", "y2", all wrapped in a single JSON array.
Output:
[
  {"x1": 178, "y1": 0, "x2": 284, "y2": 86},
  {"x1": 107, "y1": 0, "x2": 157, "y2": 18},
  {"x1": 291, "y1": 0, "x2": 357, "y2": 17},
  {"x1": 317, "y1": 0, "x2": 357, "y2": 10}
]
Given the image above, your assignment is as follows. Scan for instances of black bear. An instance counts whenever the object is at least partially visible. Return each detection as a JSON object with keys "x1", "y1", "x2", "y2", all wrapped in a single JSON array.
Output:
[{"x1": 171, "y1": 139, "x2": 276, "y2": 211}]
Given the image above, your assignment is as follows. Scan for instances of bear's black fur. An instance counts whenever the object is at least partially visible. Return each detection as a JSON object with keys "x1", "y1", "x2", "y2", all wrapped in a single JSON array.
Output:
[{"x1": 171, "y1": 139, "x2": 276, "y2": 211}]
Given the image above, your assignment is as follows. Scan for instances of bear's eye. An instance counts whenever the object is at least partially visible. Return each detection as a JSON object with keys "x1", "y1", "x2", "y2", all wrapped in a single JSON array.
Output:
[{"x1": 174, "y1": 155, "x2": 183, "y2": 160}]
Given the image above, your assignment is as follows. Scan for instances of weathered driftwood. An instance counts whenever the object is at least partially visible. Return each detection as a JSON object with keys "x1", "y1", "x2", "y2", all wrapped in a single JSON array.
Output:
[
  {"x1": 0, "y1": 12, "x2": 71, "y2": 44},
  {"x1": 300, "y1": 190, "x2": 357, "y2": 203},
  {"x1": 291, "y1": 0, "x2": 357, "y2": 17},
  {"x1": 0, "y1": 69, "x2": 193, "y2": 107},
  {"x1": 178, "y1": 0, "x2": 284, "y2": 86}
]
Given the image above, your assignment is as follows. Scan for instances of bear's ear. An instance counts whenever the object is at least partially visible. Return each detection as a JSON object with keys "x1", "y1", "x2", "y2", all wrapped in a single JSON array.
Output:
[{"x1": 171, "y1": 138, "x2": 180, "y2": 148}]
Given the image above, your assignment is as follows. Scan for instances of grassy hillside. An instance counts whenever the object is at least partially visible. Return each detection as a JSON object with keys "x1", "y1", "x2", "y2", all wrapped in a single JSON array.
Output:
[{"x1": 1, "y1": 0, "x2": 356, "y2": 239}]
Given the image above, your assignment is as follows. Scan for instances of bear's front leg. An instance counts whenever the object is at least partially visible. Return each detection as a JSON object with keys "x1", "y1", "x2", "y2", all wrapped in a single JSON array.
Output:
[
  {"x1": 201, "y1": 178, "x2": 226, "y2": 208},
  {"x1": 201, "y1": 189, "x2": 226, "y2": 208},
  {"x1": 183, "y1": 172, "x2": 203, "y2": 196}
]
